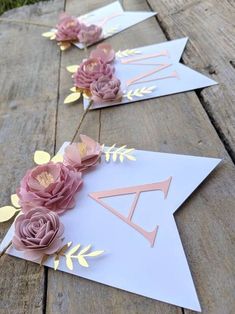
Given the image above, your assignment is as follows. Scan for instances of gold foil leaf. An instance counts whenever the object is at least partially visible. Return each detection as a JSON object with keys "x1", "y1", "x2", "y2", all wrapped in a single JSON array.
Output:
[
  {"x1": 64, "y1": 92, "x2": 81, "y2": 104},
  {"x1": 83, "y1": 250, "x2": 104, "y2": 257},
  {"x1": 78, "y1": 256, "x2": 89, "y2": 267},
  {"x1": 11, "y1": 194, "x2": 20, "y2": 208},
  {"x1": 51, "y1": 153, "x2": 63, "y2": 163},
  {"x1": 54, "y1": 255, "x2": 60, "y2": 270},
  {"x1": 123, "y1": 86, "x2": 156, "y2": 100},
  {"x1": 59, "y1": 42, "x2": 71, "y2": 51},
  {"x1": 70, "y1": 87, "x2": 77, "y2": 92},
  {"x1": 34, "y1": 150, "x2": 51, "y2": 165},
  {"x1": 66, "y1": 65, "x2": 79, "y2": 73},
  {"x1": 63, "y1": 243, "x2": 104, "y2": 270},
  {"x1": 66, "y1": 255, "x2": 73, "y2": 270},
  {"x1": 102, "y1": 145, "x2": 136, "y2": 163},
  {"x1": 116, "y1": 49, "x2": 141, "y2": 58},
  {"x1": 42, "y1": 31, "x2": 55, "y2": 38},
  {"x1": 78, "y1": 244, "x2": 91, "y2": 256},
  {"x1": 0, "y1": 206, "x2": 18, "y2": 223}
]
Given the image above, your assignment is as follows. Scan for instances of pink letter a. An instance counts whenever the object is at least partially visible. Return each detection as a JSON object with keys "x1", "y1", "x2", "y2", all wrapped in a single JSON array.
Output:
[{"x1": 89, "y1": 177, "x2": 172, "y2": 247}]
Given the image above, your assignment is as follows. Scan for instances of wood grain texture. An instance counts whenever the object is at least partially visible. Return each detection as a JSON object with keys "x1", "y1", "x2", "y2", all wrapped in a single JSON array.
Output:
[
  {"x1": 0, "y1": 0, "x2": 63, "y2": 313},
  {"x1": 147, "y1": 0, "x2": 235, "y2": 161}
]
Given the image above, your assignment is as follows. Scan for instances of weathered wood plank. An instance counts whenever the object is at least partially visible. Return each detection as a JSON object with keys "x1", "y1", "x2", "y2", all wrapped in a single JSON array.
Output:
[
  {"x1": 0, "y1": 0, "x2": 64, "y2": 313},
  {"x1": 47, "y1": 0, "x2": 180, "y2": 313},
  {"x1": 147, "y1": 0, "x2": 235, "y2": 161}
]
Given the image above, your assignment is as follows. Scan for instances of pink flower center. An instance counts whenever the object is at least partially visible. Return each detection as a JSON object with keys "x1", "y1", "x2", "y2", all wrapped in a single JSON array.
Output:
[{"x1": 36, "y1": 171, "x2": 54, "y2": 188}]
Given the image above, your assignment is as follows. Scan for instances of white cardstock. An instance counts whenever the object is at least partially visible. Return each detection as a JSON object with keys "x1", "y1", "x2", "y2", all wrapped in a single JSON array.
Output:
[
  {"x1": 0, "y1": 143, "x2": 221, "y2": 311},
  {"x1": 84, "y1": 38, "x2": 217, "y2": 110},
  {"x1": 74, "y1": 1, "x2": 156, "y2": 49}
]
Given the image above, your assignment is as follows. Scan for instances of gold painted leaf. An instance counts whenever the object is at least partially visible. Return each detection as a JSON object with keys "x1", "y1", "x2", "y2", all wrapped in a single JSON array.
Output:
[
  {"x1": 11, "y1": 194, "x2": 20, "y2": 209},
  {"x1": 51, "y1": 153, "x2": 63, "y2": 163},
  {"x1": 66, "y1": 255, "x2": 73, "y2": 270},
  {"x1": 57, "y1": 242, "x2": 72, "y2": 256},
  {"x1": 126, "y1": 155, "x2": 136, "y2": 161},
  {"x1": 78, "y1": 244, "x2": 91, "y2": 256},
  {"x1": 70, "y1": 87, "x2": 77, "y2": 92},
  {"x1": 67, "y1": 243, "x2": 81, "y2": 257},
  {"x1": 106, "y1": 144, "x2": 116, "y2": 153},
  {"x1": 60, "y1": 42, "x2": 71, "y2": 51},
  {"x1": 84, "y1": 250, "x2": 104, "y2": 257},
  {"x1": 64, "y1": 92, "x2": 81, "y2": 104},
  {"x1": 54, "y1": 255, "x2": 60, "y2": 270},
  {"x1": 40, "y1": 254, "x2": 49, "y2": 267},
  {"x1": 66, "y1": 65, "x2": 79, "y2": 73},
  {"x1": 105, "y1": 153, "x2": 110, "y2": 162},
  {"x1": 50, "y1": 34, "x2": 56, "y2": 40},
  {"x1": 78, "y1": 256, "x2": 89, "y2": 267},
  {"x1": 119, "y1": 154, "x2": 124, "y2": 162},
  {"x1": 0, "y1": 206, "x2": 18, "y2": 222},
  {"x1": 112, "y1": 152, "x2": 117, "y2": 162},
  {"x1": 42, "y1": 31, "x2": 55, "y2": 38},
  {"x1": 34, "y1": 150, "x2": 51, "y2": 165}
]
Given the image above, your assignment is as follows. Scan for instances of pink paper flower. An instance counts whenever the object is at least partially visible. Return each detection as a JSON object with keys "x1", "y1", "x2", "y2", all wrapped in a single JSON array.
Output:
[
  {"x1": 64, "y1": 135, "x2": 101, "y2": 172},
  {"x1": 90, "y1": 43, "x2": 115, "y2": 64},
  {"x1": 73, "y1": 58, "x2": 114, "y2": 90},
  {"x1": 78, "y1": 24, "x2": 102, "y2": 45},
  {"x1": 17, "y1": 162, "x2": 82, "y2": 214},
  {"x1": 90, "y1": 76, "x2": 122, "y2": 103},
  {"x1": 12, "y1": 207, "x2": 64, "y2": 261},
  {"x1": 56, "y1": 13, "x2": 82, "y2": 42}
]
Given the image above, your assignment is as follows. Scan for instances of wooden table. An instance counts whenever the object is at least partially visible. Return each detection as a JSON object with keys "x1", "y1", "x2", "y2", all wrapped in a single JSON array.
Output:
[{"x1": 0, "y1": 0, "x2": 234, "y2": 313}]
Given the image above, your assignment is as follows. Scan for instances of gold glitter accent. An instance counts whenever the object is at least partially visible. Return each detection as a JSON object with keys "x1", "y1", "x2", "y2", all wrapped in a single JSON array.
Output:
[{"x1": 36, "y1": 172, "x2": 54, "y2": 188}]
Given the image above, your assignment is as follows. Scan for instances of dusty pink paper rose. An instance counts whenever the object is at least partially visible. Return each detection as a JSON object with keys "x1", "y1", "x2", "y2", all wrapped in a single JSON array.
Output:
[
  {"x1": 90, "y1": 43, "x2": 115, "y2": 64},
  {"x1": 64, "y1": 135, "x2": 101, "y2": 172},
  {"x1": 90, "y1": 76, "x2": 122, "y2": 103},
  {"x1": 56, "y1": 13, "x2": 82, "y2": 42},
  {"x1": 17, "y1": 162, "x2": 82, "y2": 214},
  {"x1": 73, "y1": 58, "x2": 114, "y2": 90},
  {"x1": 78, "y1": 24, "x2": 102, "y2": 45},
  {"x1": 12, "y1": 207, "x2": 64, "y2": 261}
]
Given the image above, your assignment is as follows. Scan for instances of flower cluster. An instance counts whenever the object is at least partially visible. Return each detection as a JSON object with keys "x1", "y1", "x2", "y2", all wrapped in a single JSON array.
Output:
[
  {"x1": 12, "y1": 135, "x2": 102, "y2": 261},
  {"x1": 69, "y1": 43, "x2": 122, "y2": 104},
  {"x1": 43, "y1": 13, "x2": 103, "y2": 50}
]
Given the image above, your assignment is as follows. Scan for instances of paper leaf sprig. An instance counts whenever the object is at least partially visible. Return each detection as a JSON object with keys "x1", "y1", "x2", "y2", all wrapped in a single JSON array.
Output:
[
  {"x1": 116, "y1": 49, "x2": 141, "y2": 58},
  {"x1": 64, "y1": 65, "x2": 88, "y2": 104},
  {"x1": 42, "y1": 30, "x2": 57, "y2": 40},
  {"x1": 102, "y1": 144, "x2": 136, "y2": 162},
  {"x1": 123, "y1": 86, "x2": 156, "y2": 101},
  {"x1": 34, "y1": 151, "x2": 63, "y2": 165},
  {"x1": 54, "y1": 242, "x2": 104, "y2": 270},
  {"x1": 0, "y1": 194, "x2": 21, "y2": 223},
  {"x1": 103, "y1": 25, "x2": 120, "y2": 37}
]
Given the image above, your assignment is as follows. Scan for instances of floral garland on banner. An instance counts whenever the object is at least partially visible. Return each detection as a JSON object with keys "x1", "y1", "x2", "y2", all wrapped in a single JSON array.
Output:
[
  {"x1": 64, "y1": 43, "x2": 122, "y2": 105},
  {"x1": 0, "y1": 133, "x2": 136, "y2": 270},
  {"x1": 42, "y1": 13, "x2": 103, "y2": 51}
]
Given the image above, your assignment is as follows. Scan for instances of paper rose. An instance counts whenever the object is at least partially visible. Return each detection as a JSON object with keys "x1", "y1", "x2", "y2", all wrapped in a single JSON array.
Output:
[
  {"x1": 90, "y1": 43, "x2": 115, "y2": 64},
  {"x1": 90, "y1": 76, "x2": 122, "y2": 103},
  {"x1": 17, "y1": 162, "x2": 83, "y2": 214},
  {"x1": 78, "y1": 24, "x2": 102, "y2": 45},
  {"x1": 64, "y1": 135, "x2": 101, "y2": 172},
  {"x1": 12, "y1": 208, "x2": 64, "y2": 261},
  {"x1": 56, "y1": 14, "x2": 82, "y2": 42},
  {"x1": 73, "y1": 58, "x2": 114, "y2": 90}
]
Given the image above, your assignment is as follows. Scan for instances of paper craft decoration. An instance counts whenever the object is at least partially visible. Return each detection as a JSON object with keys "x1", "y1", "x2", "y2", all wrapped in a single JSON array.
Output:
[
  {"x1": 42, "y1": 1, "x2": 156, "y2": 50},
  {"x1": 0, "y1": 140, "x2": 221, "y2": 311},
  {"x1": 64, "y1": 38, "x2": 217, "y2": 109}
]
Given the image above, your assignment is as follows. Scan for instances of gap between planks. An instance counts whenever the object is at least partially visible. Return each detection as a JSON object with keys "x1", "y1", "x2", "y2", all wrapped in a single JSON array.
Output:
[{"x1": 146, "y1": 0, "x2": 235, "y2": 165}]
